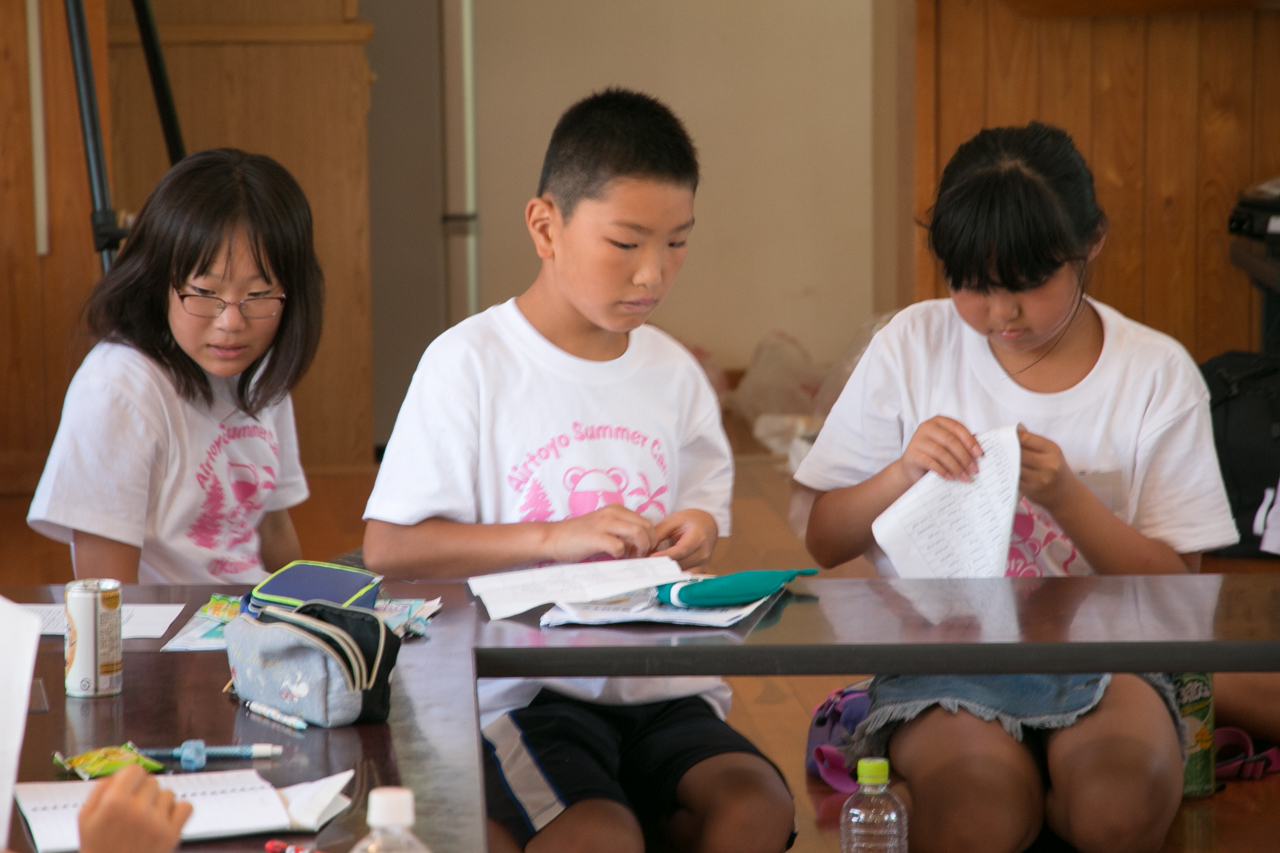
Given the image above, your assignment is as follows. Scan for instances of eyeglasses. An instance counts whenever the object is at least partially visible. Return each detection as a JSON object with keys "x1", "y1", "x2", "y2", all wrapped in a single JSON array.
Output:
[{"x1": 176, "y1": 293, "x2": 286, "y2": 319}]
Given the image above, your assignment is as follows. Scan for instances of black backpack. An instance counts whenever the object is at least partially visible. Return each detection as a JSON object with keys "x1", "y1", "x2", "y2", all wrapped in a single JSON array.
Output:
[{"x1": 1200, "y1": 351, "x2": 1280, "y2": 558}]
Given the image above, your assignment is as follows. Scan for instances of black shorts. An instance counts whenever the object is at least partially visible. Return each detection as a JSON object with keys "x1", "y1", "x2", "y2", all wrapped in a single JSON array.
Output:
[{"x1": 482, "y1": 689, "x2": 791, "y2": 848}]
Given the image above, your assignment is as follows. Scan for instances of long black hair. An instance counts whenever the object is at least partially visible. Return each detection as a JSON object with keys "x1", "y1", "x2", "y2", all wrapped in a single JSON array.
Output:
[
  {"x1": 83, "y1": 149, "x2": 323, "y2": 416},
  {"x1": 929, "y1": 121, "x2": 1106, "y2": 292}
]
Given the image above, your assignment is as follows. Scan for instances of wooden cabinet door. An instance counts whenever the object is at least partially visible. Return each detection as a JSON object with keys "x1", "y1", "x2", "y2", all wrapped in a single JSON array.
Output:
[{"x1": 1, "y1": 0, "x2": 110, "y2": 494}]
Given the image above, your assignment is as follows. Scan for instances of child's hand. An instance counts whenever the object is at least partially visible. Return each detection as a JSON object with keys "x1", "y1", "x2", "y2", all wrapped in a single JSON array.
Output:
[
  {"x1": 1017, "y1": 425, "x2": 1079, "y2": 510},
  {"x1": 78, "y1": 764, "x2": 191, "y2": 853},
  {"x1": 543, "y1": 503, "x2": 657, "y2": 564},
  {"x1": 650, "y1": 509, "x2": 719, "y2": 570},
  {"x1": 898, "y1": 416, "x2": 983, "y2": 484}
]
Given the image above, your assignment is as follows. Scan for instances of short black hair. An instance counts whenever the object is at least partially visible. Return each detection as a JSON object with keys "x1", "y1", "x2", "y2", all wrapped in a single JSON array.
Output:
[
  {"x1": 83, "y1": 148, "x2": 324, "y2": 416},
  {"x1": 537, "y1": 87, "x2": 699, "y2": 220},
  {"x1": 929, "y1": 121, "x2": 1107, "y2": 292}
]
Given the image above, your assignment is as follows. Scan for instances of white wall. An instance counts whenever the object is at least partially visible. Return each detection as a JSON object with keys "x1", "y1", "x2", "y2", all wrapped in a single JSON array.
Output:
[{"x1": 472, "y1": 1, "x2": 879, "y2": 369}]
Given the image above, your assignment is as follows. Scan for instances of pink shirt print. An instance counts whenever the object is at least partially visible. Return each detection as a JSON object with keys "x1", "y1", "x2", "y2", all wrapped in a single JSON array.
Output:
[
  {"x1": 186, "y1": 422, "x2": 280, "y2": 576},
  {"x1": 508, "y1": 421, "x2": 671, "y2": 525},
  {"x1": 1005, "y1": 496, "x2": 1083, "y2": 577}
]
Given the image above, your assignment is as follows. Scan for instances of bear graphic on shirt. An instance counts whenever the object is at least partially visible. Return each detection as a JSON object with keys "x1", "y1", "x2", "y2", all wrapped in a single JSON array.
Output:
[{"x1": 186, "y1": 424, "x2": 280, "y2": 575}]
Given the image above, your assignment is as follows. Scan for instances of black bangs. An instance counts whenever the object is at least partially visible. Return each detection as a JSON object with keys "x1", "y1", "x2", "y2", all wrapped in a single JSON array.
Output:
[
  {"x1": 928, "y1": 122, "x2": 1106, "y2": 293},
  {"x1": 931, "y1": 162, "x2": 1084, "y2": 292}
]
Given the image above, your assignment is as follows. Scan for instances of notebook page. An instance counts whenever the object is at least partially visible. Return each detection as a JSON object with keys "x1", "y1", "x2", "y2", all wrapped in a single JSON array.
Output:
[
  {"x1": 0, "y1": 597, "x2": 41, "y2": 850},
  {"x1": 14, "y1": 770, "x2": 290, "y2": 853},
  {"x1": 871, "y1": 425, "x2": 1021, "y2": 579},
  {"x1": 23, "y1": 604, "x2": 186, "y2": 639},
  {"x1": 467, "y1": 556, "x2": 684, "y2": 620}
]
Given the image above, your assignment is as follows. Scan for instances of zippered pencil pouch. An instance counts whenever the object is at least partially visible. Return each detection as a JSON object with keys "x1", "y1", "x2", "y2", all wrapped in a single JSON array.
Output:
[
  {"x1": 225, "y1": 600, "x2": 401, "y2": 727},
  {"x1": 246, "y1": 561, "x2": 383, "y2": 615}
]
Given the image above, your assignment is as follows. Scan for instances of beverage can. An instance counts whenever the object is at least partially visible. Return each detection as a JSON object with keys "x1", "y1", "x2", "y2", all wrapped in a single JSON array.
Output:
[
  {"x1": 1173, "y1": 672, "x2": 1215, "y2": 798},
  {"x1": 64, "y1": 579, "x2": 123, "y2": 697}
]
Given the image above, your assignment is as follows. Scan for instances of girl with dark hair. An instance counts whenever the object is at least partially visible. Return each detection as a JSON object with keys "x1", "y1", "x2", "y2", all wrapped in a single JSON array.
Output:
[
  {"x1": 797, "y1": 123, "x2": 1237, "y2": 853},
  {"x1": 28, "y1": 149, "x2": 324, "y2": 585}
]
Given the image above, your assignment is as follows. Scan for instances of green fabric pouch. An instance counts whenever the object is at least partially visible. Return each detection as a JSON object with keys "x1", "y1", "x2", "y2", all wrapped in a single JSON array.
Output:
[{"x1": 654, "y1": 568, "x2": 818, "y2": 607}]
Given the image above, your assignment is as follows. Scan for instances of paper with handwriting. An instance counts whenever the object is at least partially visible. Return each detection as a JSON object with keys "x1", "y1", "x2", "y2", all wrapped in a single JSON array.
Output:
[{"x1": 872, "y1": 425, "x2": 1021, "y2": 579}]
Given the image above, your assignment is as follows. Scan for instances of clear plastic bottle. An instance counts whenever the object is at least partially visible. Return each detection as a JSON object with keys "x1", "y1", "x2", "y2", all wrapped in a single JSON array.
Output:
[
  {"x1": 351, "y1": 787, "x2": 432, "y2": 853},
  {"x1": 840, "y1": 757, "x2": 908, "y2": 853}
]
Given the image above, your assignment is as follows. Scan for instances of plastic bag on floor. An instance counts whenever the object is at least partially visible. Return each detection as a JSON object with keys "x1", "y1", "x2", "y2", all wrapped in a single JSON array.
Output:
[{"x1": 726, "y1": 332, "x2": 823, "y2": 425}]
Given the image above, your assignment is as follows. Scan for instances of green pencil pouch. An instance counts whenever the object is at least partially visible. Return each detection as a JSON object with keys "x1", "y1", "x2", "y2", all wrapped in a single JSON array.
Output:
[{"x1": 655, "y1": 568, "x2": 818, "y2": 608}]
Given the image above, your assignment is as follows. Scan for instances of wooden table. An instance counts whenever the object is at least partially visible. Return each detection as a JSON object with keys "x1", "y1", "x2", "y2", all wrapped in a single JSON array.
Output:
[{"x1": 8, "y1": 573, "x2": 1280, "y2": 853}]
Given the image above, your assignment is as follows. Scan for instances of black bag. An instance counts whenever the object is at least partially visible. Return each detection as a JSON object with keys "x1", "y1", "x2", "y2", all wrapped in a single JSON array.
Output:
[{"x1": 1200, "y1": 351, "x2": 1280, "y2": 558}]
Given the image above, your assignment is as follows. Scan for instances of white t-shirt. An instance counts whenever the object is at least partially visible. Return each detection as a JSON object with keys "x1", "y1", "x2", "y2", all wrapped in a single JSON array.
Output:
[
  {"x1": 365, "y1": 299, "x2": 735, "y2": 726},
  {"x1": 28, "y1": 342, "x2": 309, "y2": 584},
  {"x1": 795, "y1": 298, "x2": 1238, "y2": 577}
]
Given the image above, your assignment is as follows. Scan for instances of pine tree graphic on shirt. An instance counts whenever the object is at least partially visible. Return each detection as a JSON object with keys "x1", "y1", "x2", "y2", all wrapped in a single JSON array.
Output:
[{"x1": 520, "y1": 478, "x2": 553, "y2": 522}]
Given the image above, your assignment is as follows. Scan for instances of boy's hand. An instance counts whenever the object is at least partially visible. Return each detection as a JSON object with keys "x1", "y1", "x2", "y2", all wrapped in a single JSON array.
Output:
[
  {"x1": 544, "y1": 503, "x2": 657, "y2": 564},
  {"x1": 897, "y1": 416, "x2": 982, "y2": 484},
  {"x1": 1017, "y1": 425, "x2": 1079, "y2": 510},
  {"x1": 79, "y1": 764, "x2": 191, "y2": 853},
  {"x1": 650, "y1": 509, "x2": 719, "y2": 570}
]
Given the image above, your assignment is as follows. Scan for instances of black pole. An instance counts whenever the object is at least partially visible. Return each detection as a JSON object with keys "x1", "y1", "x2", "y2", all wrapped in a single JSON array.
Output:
[
  {"x1": 64, "y1": 0, "x2": 121, "y2": 272},
  {"x1": 129, "y1": 0, "x2": 185, "y2": 166}
]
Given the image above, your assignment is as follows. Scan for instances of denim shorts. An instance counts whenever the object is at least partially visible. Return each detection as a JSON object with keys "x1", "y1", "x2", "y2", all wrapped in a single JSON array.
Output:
[{"x1": 846, "y1": 673, "x2": 1182, "y2": 760}]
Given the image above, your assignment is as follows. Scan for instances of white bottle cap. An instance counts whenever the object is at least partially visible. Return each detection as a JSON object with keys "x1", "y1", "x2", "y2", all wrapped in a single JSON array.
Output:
[{"x1": 367, "y1": 787, "x2": 415, "y2": 828}]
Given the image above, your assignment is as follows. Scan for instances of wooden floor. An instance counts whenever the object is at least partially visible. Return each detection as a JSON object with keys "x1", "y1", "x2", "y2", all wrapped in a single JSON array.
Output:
[{"x1": 3, "y1": 418, "x2": 1279, "y2": 851}]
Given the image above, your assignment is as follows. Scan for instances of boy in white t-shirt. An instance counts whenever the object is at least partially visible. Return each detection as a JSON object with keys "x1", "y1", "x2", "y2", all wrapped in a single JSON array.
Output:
[{"x1": 363, "y1": 89, "x2": 794, "y2": 853}]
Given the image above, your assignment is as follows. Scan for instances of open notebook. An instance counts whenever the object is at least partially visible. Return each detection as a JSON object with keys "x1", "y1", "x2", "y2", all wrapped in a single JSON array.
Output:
[{"x1": 14, "y1": 768, "x2": 353, "y2": 853}]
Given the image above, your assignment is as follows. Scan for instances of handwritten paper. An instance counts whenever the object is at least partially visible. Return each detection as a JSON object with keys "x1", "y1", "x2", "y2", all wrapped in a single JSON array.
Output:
[
  {"x1": 14, "y1": 769, "x2": 353, "y2": 853},
  {"x1": 24, "y1": 604, "x2": 186, "y2": 639},
  {"x1": 872, "y1": 425, "x2": 1021, "y2": 579},
  {"x1": 468, "y1": 557, "x2": 685, "y2": 620},
  {"x1": 0, "y1": 597, "x2": 41, "y2": 850}
]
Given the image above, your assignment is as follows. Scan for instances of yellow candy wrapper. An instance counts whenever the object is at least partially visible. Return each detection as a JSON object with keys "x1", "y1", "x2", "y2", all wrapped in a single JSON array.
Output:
[
  {"x1": 196, "y1": 593, "x2": 242, "y2": 623},
  {"x1": 53, "y1": 742, "x2": 163, "y2": 780}
]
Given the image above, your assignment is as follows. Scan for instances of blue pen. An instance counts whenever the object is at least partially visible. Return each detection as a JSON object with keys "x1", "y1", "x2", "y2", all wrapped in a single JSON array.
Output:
[{"x1": 138, "y1": 739, "x2": 283, "y2": 771}]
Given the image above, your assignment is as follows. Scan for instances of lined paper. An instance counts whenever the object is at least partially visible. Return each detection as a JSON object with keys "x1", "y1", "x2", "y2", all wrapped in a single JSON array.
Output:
[
  {"x1": 24, "y1": 604, "x2": 186, "y2": 639},
  {"x1": 872, "y1": 425, "x2": 1021, "y2": 579}
]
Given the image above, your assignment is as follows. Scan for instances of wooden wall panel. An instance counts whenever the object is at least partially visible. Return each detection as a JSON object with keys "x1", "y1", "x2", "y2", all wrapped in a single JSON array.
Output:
[
  {"x1": 0, "y1": 0, "x2": 110, "y2": 493},
  {"x1": 1254, "y1": 15, "x2": 1280, "y2": 183},
  {"x1": 916, "y1": 2, "x2": 1276, "y2": 361},
  {"x1": 1142, "y1": 16, "x2": 1199, "y2": 345},
  {"x1": 1195, "y1": 13, "x2": 1255, "y2": 360},
  {"x1": 932, "y1": 0, "x2": 988, "y2": 297},
  {"x1": 1037, "y1": 18, "x2": 1093, "y2": 151},
  {"x1": 986, "y1": 1, "x2": 1038, "y2": 127},
  {"x1": 108, "y1": 6, "x2": 374, "y2": 470},
  {"x1": 913, "y1": 0, "x2": 941, "y2": 301},
  {"x1": 0, "y1": 1, "x2": 47, "y2": 485},
  {"x1": 1088, "y1": 18, "x2": 1147, "y2": 320}
]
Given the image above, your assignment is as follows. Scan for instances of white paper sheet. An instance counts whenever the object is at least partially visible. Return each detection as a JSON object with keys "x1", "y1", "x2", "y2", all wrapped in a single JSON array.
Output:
[
  {"x1": 871, "y1": 425, "x2": 1021, "y2": 579},
  {"x1": 540, "y1": 587, "x2": 770, "y2": 628},
  {"x1": 467, "y1": 556, "x2": 685, "y2": 620},
  {"x1": 0, "y1": 597, "x2": 41, "y2": 851},
  {"x1": 24, "y1": 604, "x2": 186, "y2": 639},
  {"x1": 14, "y1": 769, "x2": 353, "y2": 853}
]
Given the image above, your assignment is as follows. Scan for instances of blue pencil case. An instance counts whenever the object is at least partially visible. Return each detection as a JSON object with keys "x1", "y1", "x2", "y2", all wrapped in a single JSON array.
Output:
[{"x1": 245, "y1": 561, "x2": 383, "y2": 616}]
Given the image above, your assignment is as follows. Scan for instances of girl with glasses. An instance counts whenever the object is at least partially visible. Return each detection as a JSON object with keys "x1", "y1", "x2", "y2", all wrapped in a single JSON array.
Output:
[{"x1": 28, "y1": 149, "x2": 324, "y2": 584}]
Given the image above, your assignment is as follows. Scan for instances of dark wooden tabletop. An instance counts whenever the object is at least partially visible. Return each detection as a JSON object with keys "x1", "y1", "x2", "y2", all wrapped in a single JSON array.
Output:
[{"x1": 8, "y1": 573, "x2": 1280, "y2": 853}]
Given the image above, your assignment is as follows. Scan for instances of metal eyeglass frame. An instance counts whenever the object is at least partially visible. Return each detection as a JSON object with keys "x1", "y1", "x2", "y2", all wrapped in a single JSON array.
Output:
[{"x1": 176, "y1": 292, "x2": 287, "y2": 319}]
